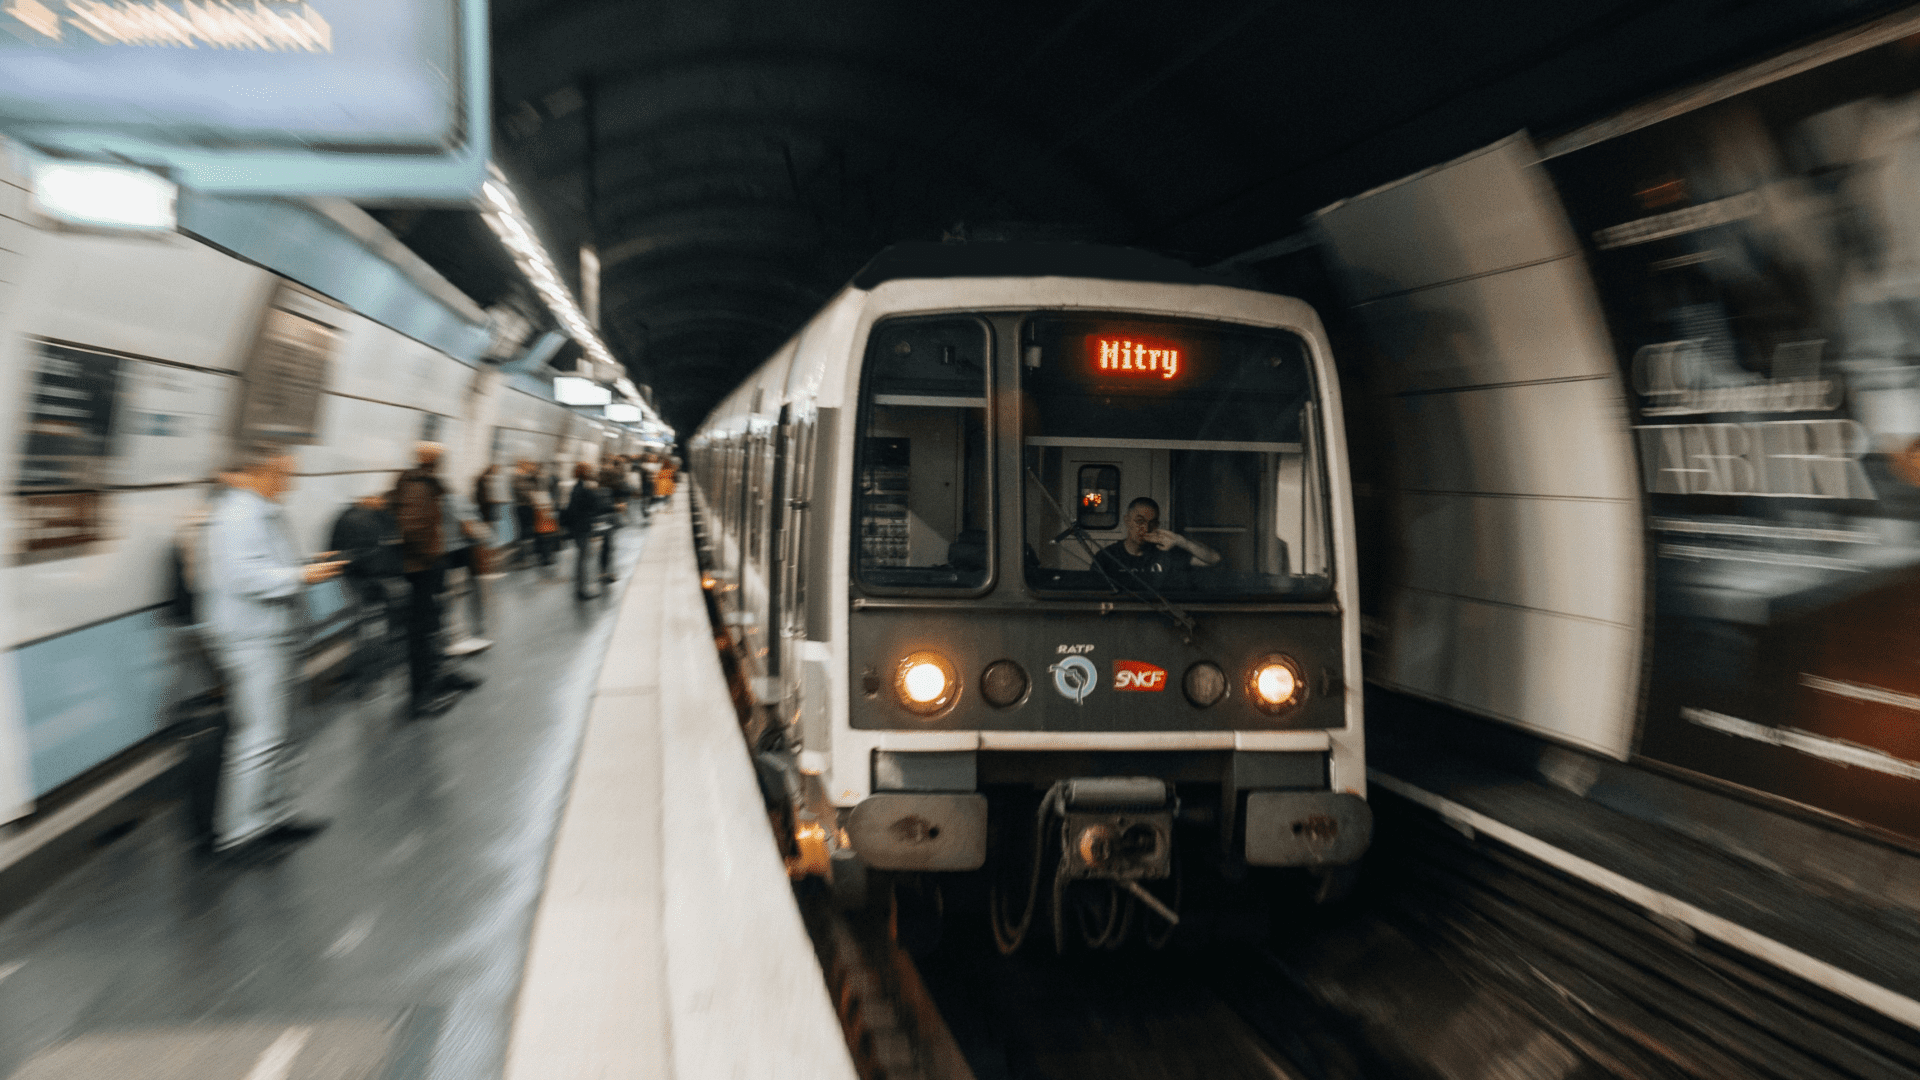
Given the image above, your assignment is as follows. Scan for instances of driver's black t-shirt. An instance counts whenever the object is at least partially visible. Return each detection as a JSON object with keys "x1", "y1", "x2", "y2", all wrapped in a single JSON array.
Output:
[{"x1": 1093, "y1": 540, "x2": 1193, "y2": 577}]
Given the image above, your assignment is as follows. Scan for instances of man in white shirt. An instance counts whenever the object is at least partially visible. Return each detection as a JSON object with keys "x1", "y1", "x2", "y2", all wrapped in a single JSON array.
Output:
[{"x1": 199, "y1": 442, "x2": 344, "y2": 861}]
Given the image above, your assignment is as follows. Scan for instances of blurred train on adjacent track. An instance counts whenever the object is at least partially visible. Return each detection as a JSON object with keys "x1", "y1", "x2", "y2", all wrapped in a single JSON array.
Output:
[{"x1": 690, "y1": 243, "x2": 1371, "y2": 951}]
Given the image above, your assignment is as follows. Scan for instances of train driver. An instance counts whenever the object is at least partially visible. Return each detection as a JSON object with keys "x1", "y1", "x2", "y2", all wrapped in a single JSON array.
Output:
[{"x1": 1092, "y1": 496, "x2": 1221, "y2": 578}]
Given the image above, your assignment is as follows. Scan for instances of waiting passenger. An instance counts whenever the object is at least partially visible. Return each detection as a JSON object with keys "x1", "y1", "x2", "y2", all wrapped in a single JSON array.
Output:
[
  {"x1": 327, "y1": 491, "x2": 405, "y2": 695},
  {"x1": 511, "y1": 460, "x2": 555, "y2": 569},
  {"x1": 562, "y1": 461, "x2": 613, "y2": 600},
  {"x1": 1092, "y1": 496, "x2": 1221, "y2": 578},
  {"x1": 198, "y1": 442, "x2": 345, "y2": 862},
  {"x1": 395, "y1": 442, "x2": 480, "y2": 718}
]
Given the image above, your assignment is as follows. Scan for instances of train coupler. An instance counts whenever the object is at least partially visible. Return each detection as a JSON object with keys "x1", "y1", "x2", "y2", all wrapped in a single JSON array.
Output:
[{"x1": 1057, "y1": 777, "x2": 1176, "y2": 883}]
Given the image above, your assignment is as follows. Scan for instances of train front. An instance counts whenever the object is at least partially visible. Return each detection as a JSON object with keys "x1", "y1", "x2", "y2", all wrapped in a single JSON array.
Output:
[{"x1": 831, "y1": 286, "x2": 1368, "y2": 949}]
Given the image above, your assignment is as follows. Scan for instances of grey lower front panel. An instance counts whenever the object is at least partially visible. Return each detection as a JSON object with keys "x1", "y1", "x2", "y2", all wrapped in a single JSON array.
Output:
[
  {"x1": 845, "y1": 792, "x2": 989, "y2": 871},
  {"x1": 1243, "y1": 790, "x2": 1372, "y2": 867}
]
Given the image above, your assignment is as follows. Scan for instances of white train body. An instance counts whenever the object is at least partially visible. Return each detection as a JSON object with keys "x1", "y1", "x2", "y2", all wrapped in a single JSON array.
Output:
[{"x1": 692, "y1": 245, "x2": 1370, "y2": 937}]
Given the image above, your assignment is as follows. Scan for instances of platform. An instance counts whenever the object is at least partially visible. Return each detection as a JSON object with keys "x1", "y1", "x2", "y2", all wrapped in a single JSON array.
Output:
[{"x1": 0, "y1": 496, "x2": 855, "y2": 1080}]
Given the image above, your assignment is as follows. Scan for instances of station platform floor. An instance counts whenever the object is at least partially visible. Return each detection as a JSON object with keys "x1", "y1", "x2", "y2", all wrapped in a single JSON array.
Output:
[{"x1": 0, "y1": 495, "x2": 855, "y2": 1080}]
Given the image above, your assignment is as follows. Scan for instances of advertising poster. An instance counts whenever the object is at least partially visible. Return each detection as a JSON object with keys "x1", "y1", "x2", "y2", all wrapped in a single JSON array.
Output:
[
  {"x1": 14, "y1": 339, "x2": 120, "y2": 562},
  {"x1": 1543, "y1": 38, "x2": 1920, "y2": 839},
  {"x1": 237, "y1": 284, "x2": 339, "y2": 446}
]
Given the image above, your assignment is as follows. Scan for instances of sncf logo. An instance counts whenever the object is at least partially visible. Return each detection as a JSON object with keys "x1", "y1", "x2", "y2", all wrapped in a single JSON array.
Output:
[{"x1": 1113, "y1": 661, "x2": 1167, "y2": 692}]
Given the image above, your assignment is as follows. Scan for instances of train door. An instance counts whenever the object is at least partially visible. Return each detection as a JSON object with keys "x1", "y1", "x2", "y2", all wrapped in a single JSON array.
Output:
[{"x1": 773, "y1": 407, "x2": 816, "y2": 693}]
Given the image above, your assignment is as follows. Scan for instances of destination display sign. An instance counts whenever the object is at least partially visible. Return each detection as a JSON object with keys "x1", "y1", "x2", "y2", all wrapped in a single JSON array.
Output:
[
  {"x1": 1091, "y1": 335, "x2": 1183, "y2": 380},
  {"x1": 0, "y1": 0, "x2": 485, "y2": 198}
]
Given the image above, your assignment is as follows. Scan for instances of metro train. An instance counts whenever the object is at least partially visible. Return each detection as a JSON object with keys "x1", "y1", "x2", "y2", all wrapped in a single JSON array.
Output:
[
  {"x1": 690, "y1": 243, "x2": 1370, "y2": 950},
  {"x1": 0, "y1": 141, "x2": 651, "y2": 823}
]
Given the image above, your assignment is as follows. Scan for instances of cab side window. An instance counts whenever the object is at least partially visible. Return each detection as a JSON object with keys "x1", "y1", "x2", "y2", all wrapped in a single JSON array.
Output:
[{"x1": 854, "y1": 317, "x2": 991, "y2": 589}]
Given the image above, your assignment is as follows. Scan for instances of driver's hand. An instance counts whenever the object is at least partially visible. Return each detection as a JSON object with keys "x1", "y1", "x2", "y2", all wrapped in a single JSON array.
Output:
[{"x1": 1145, "y1": 529, "x2": 1178, "y2": 550}]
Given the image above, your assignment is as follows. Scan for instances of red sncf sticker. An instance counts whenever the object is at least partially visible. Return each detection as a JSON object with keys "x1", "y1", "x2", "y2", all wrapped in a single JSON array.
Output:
[{"x1": 1113, "y1": 661, "x2": 1168, "y2": 692}]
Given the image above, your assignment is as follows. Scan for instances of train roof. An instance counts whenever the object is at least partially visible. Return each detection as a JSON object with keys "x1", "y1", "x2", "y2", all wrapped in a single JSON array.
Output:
[{"x1": 850, "y1": 242, "x2": 1227, "y2": 291}]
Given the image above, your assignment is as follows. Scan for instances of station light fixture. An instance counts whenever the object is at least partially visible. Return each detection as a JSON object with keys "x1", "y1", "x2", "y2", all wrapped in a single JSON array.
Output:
[
  {"x1": 606, "y1": 402, "x2": 641, "y2": 423},
  {"x1": 29, "y1": 159, "x2": 176, "y2": 232},
  {"x1": 554, "y1": 375, "x2": 611, "y2": 406},
  {"x1": 478, "y1": 164, "x2": 662, "y2": 422}
]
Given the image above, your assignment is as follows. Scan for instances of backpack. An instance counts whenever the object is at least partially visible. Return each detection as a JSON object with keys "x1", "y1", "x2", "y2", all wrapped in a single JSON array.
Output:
[{"x1": 168, "y1": 506, "x2": 211, "y2": 627}]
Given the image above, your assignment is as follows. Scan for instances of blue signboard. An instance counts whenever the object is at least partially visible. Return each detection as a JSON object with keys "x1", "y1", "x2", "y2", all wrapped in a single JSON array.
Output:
[{"x1": 0, "y1": 0, "x2": 485, "y2": 199}]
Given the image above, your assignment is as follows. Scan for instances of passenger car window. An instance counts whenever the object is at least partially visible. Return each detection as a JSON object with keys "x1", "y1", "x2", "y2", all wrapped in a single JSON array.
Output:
[{"x1": 854, "y1": 317, "x2": 991, "y2": 589}]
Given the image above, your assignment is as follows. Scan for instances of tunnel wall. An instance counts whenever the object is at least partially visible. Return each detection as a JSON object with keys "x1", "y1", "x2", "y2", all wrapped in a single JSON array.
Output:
[{"x1": 1315, "y1": 135, "x2": 1645, "y2": 759}]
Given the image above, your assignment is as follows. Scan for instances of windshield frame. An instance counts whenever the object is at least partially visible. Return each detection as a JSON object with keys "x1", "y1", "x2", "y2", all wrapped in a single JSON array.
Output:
[
  {"x1": 1015, "y1": 310, "x2": 1337, "y2": 605},
  {"x1": 849, "y1": 312, "x2": 999, "y2": 599}
]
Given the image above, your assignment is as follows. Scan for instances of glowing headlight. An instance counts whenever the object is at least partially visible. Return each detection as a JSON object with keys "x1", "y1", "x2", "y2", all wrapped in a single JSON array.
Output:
[
  {"x1": 904, "y1": 662, "x2": 947, "y2": 702},
  {"x1": 894, "y1": 651, "x2": 959, "y2": 715},
  {"x1": 1256, "y1": 665, "x2": 1295, "y2": 704},
  {"x1": 1246, "y1": 654, "x2": 1305, "y2": 714}
]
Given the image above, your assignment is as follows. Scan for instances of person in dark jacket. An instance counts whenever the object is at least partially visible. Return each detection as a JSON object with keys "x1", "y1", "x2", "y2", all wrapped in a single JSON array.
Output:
[
  {"x1": 562, "y1": 461, "x2": 611, "y2": 599},
  {"x1": 509, "y1": 459, "x2": 552, "y2": 569},
  {"x1": 327, "y1": 491, "x2": 404, "y2": 693},
  {"x1": 598, "y1": 458, "x2": 631, "y2": 584},
  {"x1": 394, "y1": 442, "x2": 479, "y2": 718}
]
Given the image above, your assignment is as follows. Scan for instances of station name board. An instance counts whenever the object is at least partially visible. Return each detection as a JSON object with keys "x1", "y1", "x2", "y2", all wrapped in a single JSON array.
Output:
[{"x1": 7, "y1": 0, "x2": 332, "y2": 51}]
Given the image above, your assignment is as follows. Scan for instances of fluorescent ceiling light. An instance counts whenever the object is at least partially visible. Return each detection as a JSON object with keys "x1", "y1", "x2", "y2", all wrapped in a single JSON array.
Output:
[
  {"x1": 606, "y1": 403, "x2": 641, "y2": 423},
  {"x1": 30, "y1": 161, "x2": 176, "y2": 231},
  {"x1": 479, "y1": 163, "x2": 657, "y2": 419},
  {"x1": 554, "y1": 375, "x2": 611, "y2": 406}
]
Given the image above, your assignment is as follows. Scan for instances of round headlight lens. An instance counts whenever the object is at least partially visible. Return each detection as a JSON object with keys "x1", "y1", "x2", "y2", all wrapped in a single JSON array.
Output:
[
  {"x1": 1245, "y1": 654, "x2": 1305, "y2": 714},
  {"x1": 903, "y1": 662, "x2": 947, "y2": 703},
  {"x1": 1183, "y1": 661, "x2": 1228, "y2": 708},
  {"x1": 894, "y1": 651, "x2": 958, "y2": 715},
  {"x1": 980, "y1": 659, "x2": 1030, "y2": 708},
  {"x1": 1256, "y1": 664, "x2": 1296, "y2": 704}
]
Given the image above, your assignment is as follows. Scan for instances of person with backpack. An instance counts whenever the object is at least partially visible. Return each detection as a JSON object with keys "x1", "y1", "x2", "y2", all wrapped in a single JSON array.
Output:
[
  {"x1": 395, "y1": 442, "x2": 480, "y2": 718},
  {"x1": 327, "y1": 490, "x2": 405, "y2": 695}
]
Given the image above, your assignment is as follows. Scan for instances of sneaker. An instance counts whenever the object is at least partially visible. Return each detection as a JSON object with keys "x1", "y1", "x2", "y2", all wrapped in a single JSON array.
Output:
[{"x1": 446, "y1": 637, "x2": 493, "y2": 656}]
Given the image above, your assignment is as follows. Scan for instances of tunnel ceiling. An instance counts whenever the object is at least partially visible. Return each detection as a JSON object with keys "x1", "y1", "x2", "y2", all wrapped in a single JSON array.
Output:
[{"x1": 480, "y1": 0, "x2": 1905, "y2": 432}]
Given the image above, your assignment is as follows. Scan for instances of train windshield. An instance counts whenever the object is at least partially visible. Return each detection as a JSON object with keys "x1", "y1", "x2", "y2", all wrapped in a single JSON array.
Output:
[
  {"x1": 1020, "y1": 314, "x2": 1331, "y2": 599},
  {"x1": 853, "y1": 316, "x2": 992, "y2": 589}
]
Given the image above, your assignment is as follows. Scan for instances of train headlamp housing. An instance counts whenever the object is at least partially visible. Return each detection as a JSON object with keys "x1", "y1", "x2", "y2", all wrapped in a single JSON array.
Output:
[
  {"x1": 894, "y1": 651, "x2": 959, "y2": 715},
  {"x1": 1246, "y1": 654, "x2": 1305, "y2": 715}
]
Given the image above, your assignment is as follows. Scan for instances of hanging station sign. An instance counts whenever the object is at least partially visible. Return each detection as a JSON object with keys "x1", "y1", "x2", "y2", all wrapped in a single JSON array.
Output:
[{"x1": 0, "y1": 0, "x2": 486, "y2": 200}]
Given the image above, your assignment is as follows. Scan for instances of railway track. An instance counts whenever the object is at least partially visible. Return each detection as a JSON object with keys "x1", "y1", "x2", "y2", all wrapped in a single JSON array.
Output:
[{"x1": 801, "y1": 788, "x2": 1920, "y2": 1080}]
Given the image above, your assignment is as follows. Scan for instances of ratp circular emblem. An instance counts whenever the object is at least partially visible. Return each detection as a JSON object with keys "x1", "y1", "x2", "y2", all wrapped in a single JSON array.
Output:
[{"x1": 1048, "y1": 655, "x2": 1097, "y2": 704}]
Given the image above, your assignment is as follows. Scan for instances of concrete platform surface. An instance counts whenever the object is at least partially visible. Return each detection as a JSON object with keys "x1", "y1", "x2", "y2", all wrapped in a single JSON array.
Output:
[
  {"x1": 0, "y1": 495, "x2": 850, "y2": 1080},
  {"x1": 503, "y1": 496, "x2": 855, "y2": 1080}
]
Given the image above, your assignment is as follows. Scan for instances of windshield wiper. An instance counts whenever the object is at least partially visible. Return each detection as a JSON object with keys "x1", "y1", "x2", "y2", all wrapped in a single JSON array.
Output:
[{"x1": 1023, "y1": 467, "x2": 1198, "y2": 643}]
